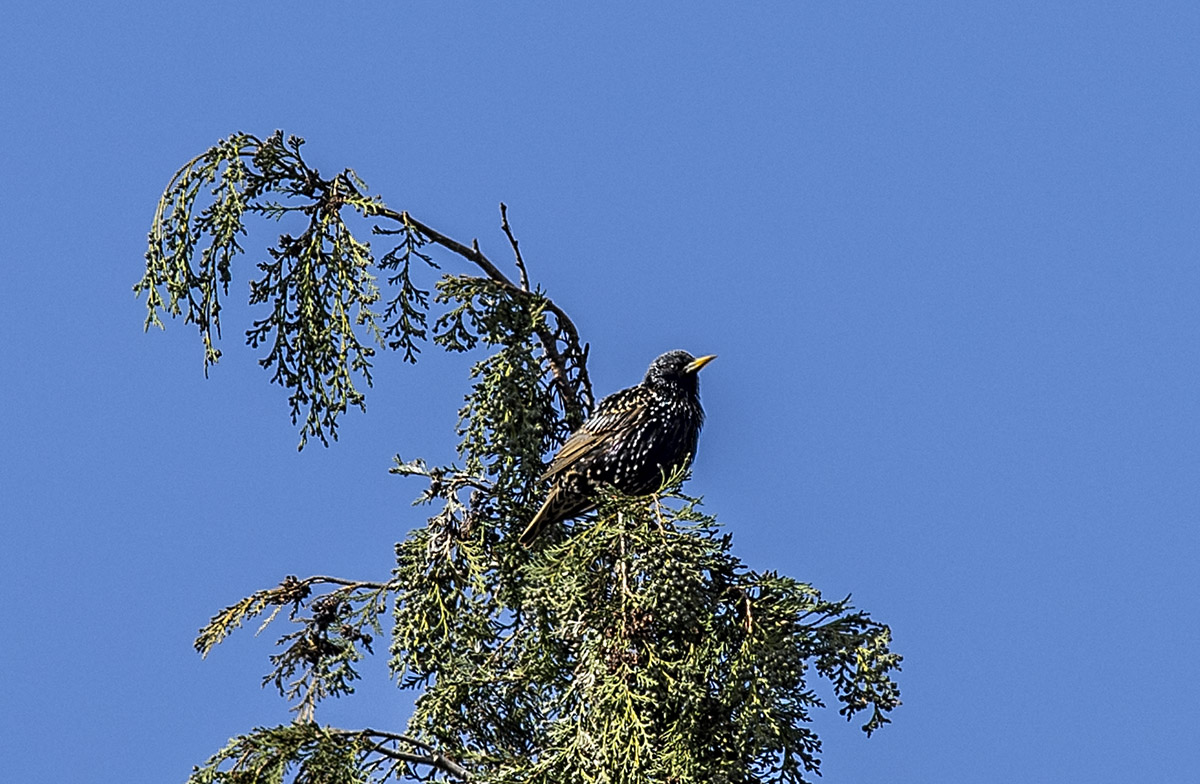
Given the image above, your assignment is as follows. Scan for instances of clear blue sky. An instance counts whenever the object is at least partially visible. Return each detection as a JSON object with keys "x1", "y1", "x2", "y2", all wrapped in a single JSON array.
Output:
[{"x1": 2, "y1": 3, "x2": 1197, "y2": 782}]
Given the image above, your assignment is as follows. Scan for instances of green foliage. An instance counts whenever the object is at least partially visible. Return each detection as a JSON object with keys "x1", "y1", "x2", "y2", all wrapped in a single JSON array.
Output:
[
  {"x1": 388, "y1": 483, "x2": 899, "y2": 784},
  {"x1": 147, "y1": 132, "x2": 901, "y2": 784}
]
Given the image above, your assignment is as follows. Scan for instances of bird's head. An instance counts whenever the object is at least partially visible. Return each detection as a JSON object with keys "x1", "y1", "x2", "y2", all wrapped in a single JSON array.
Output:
[{"x1": 643, "y1": 350, "x2": 717, "y2": 394}]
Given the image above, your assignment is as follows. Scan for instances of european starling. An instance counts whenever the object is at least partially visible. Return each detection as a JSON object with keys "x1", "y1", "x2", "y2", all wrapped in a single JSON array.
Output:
[{"x1": 518, "y1": 350, "x2": 716, "y2": 546}]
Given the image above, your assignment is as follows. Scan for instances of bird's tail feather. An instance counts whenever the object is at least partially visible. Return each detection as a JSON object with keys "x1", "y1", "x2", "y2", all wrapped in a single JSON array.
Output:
[{"x1": 517, "y1": 493, "x2": 557, "y2": 547}]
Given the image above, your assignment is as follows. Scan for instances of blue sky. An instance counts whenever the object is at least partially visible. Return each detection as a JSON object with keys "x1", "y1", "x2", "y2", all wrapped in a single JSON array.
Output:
[{"x1": 2, "y1": 2, "x2": 1198, "y2": 781}]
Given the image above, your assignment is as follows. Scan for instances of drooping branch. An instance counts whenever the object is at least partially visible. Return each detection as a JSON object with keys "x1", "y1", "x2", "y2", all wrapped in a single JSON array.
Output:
[{"x1": 138, "y1": 130, "x2": 594, "y2": 446}]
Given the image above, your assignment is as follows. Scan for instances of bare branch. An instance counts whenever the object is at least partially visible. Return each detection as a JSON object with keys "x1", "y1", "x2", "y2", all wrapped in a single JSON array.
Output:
[
  {"x1": 392, "y1": 209, "x2": 519, "y2": 290},
  {"x1": 303, "y1": 575, "x2": 393, "y2": 591},
  {"x1": 337, "y1": 728, "x2": 473, "y2": 781},
  {"x1": 499, "y1": 202, "x2": 530, "y2": 292},
  {"x1": 370, "y1": 205, "x2": 594, "y2": 423}
]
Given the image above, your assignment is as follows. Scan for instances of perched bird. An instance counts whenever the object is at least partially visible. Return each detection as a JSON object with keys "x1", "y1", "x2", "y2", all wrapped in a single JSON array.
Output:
[{"x1": 518, "y1": 350, "x2": 716, "y2": 545}]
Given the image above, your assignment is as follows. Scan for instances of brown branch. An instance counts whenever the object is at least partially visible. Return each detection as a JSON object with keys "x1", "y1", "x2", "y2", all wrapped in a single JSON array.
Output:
[
  {"x1": 369, "y1": 205, "x2": 594, "y2": 422},
  {"x1": 340, "y1": 728, "x2": 472, "y2": 781},
  {"x1": 393, "y1": 209, "x2": 519, "y2": 289},
  {"x1": 302, "y1": 575, "x2": 393, "y2": 591}
]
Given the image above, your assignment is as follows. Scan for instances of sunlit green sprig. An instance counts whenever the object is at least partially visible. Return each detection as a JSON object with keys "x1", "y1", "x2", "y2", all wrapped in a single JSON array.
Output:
[
  {"x1": 188, "y1": 723, "x2": 363, "y2": 784},
  {"x1": 376, "y1": 224, "x2": 437, "y2": 362},
  {"x1": 436, "y1": 277, "x2": 562, "y2": 506}
]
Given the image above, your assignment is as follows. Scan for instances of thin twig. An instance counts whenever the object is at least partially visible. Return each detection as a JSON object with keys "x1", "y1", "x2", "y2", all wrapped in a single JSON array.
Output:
[
  {"x1": 499, "y1": 202, "x2": 530, "y2": 292},
  {"x1": 303, "y1": 575, "x2": 394, "y2": 591}
]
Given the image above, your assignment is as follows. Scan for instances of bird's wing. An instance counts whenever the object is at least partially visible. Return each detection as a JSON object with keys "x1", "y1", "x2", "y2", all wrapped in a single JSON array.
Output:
[{"x1": 539, "y1": 387, "x2": 644, "y2": 481}]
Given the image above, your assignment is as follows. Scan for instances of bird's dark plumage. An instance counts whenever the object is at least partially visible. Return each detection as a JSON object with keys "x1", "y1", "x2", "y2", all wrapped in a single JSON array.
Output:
[{"x1": 518, "y1": 350, "x2": 716, "y2": 545}]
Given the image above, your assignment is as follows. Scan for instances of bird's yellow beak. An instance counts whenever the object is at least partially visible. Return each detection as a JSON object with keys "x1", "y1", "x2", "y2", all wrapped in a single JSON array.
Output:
[{"x1": 684, "y1": 354, "x2": 717, "y2": 373}]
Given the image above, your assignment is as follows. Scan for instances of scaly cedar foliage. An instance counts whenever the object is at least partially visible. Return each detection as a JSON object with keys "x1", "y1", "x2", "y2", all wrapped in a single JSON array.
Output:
[{"x1": 139, "y1": 131, "x2": 901, "y2": 784}]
